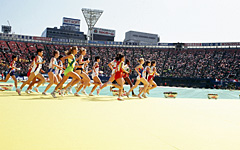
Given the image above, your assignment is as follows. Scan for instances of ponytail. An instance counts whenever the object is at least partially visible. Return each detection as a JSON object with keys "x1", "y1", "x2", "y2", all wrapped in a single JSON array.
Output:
[
  {"x1": 138, "y1": 58, "x2": 144, "y2": 63},
  {"x1": 79, "y1": 47, "x2": 86, "y2": 55},
  {"x1": 66, "y1": 46, "x2": 77, "y2": 55}
]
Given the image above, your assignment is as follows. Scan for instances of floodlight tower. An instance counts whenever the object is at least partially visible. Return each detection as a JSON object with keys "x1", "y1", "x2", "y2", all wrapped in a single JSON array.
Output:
[{"x1": 82, "y1": 8, "x2": 103, "y2": 41}]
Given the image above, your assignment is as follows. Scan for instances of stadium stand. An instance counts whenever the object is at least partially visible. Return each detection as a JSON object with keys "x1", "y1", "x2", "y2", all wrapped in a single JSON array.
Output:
[{"x1": 0, "y1": 40, "x2": 239, "y2": 89}]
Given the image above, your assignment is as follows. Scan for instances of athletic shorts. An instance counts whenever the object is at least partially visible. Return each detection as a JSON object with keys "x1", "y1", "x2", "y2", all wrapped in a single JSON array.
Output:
[
  {"x1": 64, "y1": 66, "x2": 74, "y2": 76},
  {"x1": 8, "y1": 69, "x2": 15, "y2": 76},
  {"x1": 115, "y1": 72, "x2": 122, "y2": 81},
  {"x1": 147, "y1": 75, "x2": 154, "y2": 81},
  {"x1": 48, "y1": 68, "x2": 55, "y2": 74}
]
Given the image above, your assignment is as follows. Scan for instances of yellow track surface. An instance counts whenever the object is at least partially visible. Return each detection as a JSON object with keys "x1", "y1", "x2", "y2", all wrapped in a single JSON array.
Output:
[{"x1": 0, "y1": 91, "x2": 240, "y2": 150}]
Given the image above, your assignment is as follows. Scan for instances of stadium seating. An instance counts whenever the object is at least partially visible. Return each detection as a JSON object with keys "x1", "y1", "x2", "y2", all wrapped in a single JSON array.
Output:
[
  {"x1": 8, "y1": 41, "x2": 18, "y2": 53},
  {"x1": 16, "y1": 42, "x2": 28, "y2": 53},
  {"x1": 0, "y1": 40, "x2": 9, "y2": 51},
  {"x1": 0, "y1": 40, "x2": 239, "y2": 85}
]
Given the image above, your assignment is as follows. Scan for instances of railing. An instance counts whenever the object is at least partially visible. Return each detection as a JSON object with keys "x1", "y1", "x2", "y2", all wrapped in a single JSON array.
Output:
[{"x1": 2, "y1": 33, "x2": 240, "y2": 49}]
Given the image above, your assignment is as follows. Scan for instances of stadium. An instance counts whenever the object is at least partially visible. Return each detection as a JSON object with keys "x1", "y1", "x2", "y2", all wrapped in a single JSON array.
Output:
[{"x1": 0, "y1": 2, "x2": 240, "y2": 150}]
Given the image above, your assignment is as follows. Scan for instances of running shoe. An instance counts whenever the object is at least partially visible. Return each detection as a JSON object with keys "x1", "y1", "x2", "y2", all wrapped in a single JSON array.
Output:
[
  {"x1": 126, "y1": 92, "x2": 130, "y2": 98},
  {"x1": 132, "y1": 94, "x2": 138, "y2": 97},
  {"x1": 147, "y1": 89, "x2": 150, "y2": 95},
  {"x1": 51, "y1": 91, "x2": 57, "y2": 98},
  {"x1": 89, "y1": 93, "x2": 94, "y2": 96},
  {"x1": 138, "y1": 95, "x2": 143, "y2": 99},
  {"x1": 66, "y1": 86, "x2": 72, "y2": 94},
  {"x1": 74, "y1": 93, "x2": 80, "y2": 96},
  {"x1": 81, "y1": 90, "x2": 87, "y2": 95},
  {"x1": 60, "y1": 89, "x2": 65, "y2": 96},
  {"x1": 25, "y1": 90, "x2": 30, "y2": 94},
  {"x1": 142, "y1": 93, "x2": 148, "y2": 98},
  {"x1": 16, "y1": 88, "x2": 21, "y2": 95},
  {"x1": 42, "y1": 92, "x2": 47, "y2": 95},
  {"x1": 117, "y1": 97, "x2": 124, "y2": 101}
]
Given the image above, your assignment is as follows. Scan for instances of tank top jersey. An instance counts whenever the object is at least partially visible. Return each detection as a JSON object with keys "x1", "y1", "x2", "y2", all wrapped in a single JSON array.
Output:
[
  {"x1": 9, "y1": 61, "x2": 16, "y2": 71},
  {"x1": 115, "y1": 61, "x2": 124, "y2": 80},
  {"x1": 143, "y1": 66, "x2": 150, "y2": 78},
  {"x1": 122, "y1": 64, "x2": 130, "y2": 78},
  {"x1": 110, "y1": 59, "x2": 117, "y2": 74},
  {"x1": 27, "y1": 61, "x2": 34, "y2": 77},
  {"x1": 31, "y1": 55, "x2": 43, "y2": 74},
  {"x1": 76, "y1": 55, "x2": 85, "y2": 70},
  {"x1": 92, "y1": 62, "x2": 99, "y2": 77},
  {"x1": 49, "y1": 58, "x2": 58, "y2": 69},
  {"x1": 67, "y1": 54, "x2": 75, "y2": 68},
  {"x1": 138, "y1": 67, "x2": 144, "y2": 78},
  {"x1": 55, "y1": 60, "x2": 63, "y2": 75},
  {"x1": 150, "y1": 66, "x2": 155, "y2": 76},
  {"x1": 8, "y1": 61, "x2": 16, "y2": 75},
  {"x1": 147, "y1": 66, "x2": 156, "y2": 81}
]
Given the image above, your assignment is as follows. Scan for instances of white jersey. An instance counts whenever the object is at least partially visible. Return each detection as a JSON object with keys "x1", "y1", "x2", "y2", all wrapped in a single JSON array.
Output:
[
  {"x1": 55, "y1": 60, "x2": 63, "y2": 75},
  {"x1": 92, "y1": 62, "x2": 99, "y2": 77},
  {"x1": 31, "y1": 55, "x2": 43, "y2": 75},
  {"x1": 110, "y1": 60, "x2": 117, "y2": 74},
  {"x1": 150, "y1": 66, "x2": 155, "y2": 76},
  {"x1": 143, "y1": 66, "x2": 150, "y2": 78},
  {"x1": 49, "y1": 58, "x2": 57, "y2": 69},
  {"x1": 123, "y1": 64, "x2": 130, "y2": 72},
  {"x1": 28, "y1": 61, "x2": 34, "y2": 70}
]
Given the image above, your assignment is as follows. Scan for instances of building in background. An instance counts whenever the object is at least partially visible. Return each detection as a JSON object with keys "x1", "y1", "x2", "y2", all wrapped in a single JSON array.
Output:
[
  {"x1": 41, "y1": 17, "x2": 86, "y2": 41},
  {"x1": 61, "y1": 17, "x2": 80, "y2": 32},
  {"x1": 124, "y1": 31, "x2": 159, "y2": 45},
  {"x1": 90, "y1": 27, "x2": 115, "y2": 41}
]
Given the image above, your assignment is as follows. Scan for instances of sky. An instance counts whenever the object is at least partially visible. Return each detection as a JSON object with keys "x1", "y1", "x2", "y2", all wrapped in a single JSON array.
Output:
[{"x1": 0, "y1": 0, "x2": 240, "y2": 43}]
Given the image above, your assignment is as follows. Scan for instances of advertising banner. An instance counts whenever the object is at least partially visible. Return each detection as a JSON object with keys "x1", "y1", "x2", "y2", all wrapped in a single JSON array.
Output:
[
  {"x1": 62, "y1": 17, "x2": 80, "y2": 27},
  {"x1": 52, "y1": 38, "x2": 69, "y2": 43},
  {"x1": 158, "y1": 43, "x2": 174, "y2": 46},
  {"x1": 33, "y1": 37, "x2": 52, "y2": 41},
  {"x1": 91, "y1": 27, "x2": 115, "y2": 37},
  {"x1": 184, "y1": 43, "x2": 202, "y2": 46},
  {"x1": 202, "y1": 43, "x2": 221, "y2": 46},
  {"x1": 221, "y1": 42, "x2": 240, "y2": 46}
]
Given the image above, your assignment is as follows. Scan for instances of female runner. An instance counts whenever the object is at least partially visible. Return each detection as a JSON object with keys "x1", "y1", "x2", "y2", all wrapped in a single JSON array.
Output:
[
  {"x1": 146, "y1": 60, "x2": 159, "y2": 93},
  {"x1": 17, "y1": 49, "x2": 46, "y2": 95},
  {"x1": 51, "y1": 46, "x2": 81, "y2": 98},
  {"x1": 0, "y1": 55, "x2": 19, "y2": 89},
  {"x1": 42, "y1": 50, "x2": 63, "y2": 95},
  {"x1": 126, "y1": 58, "x2": 149, "y2": 99},
  {"x1": 65, "y1": 48, "x2": 90, "y2": 96},
  {"x1": 122, "y1": 59, "x2": 137, "y2": 97},
  {"x1": 89, "y1": 56, "x2": 103, "y2": 96},
  {"x1": 113, "y1": 54, "x2": 128, "y2": 100},
  {"x1": 96, "y1": 53, "x2": 120, "y2": 95}
]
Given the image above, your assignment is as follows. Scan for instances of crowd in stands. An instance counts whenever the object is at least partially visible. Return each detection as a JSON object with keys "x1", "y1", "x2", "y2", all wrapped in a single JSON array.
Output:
[{"x1": 0, "y1": 40, "x2": 239, "y2": 81}]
